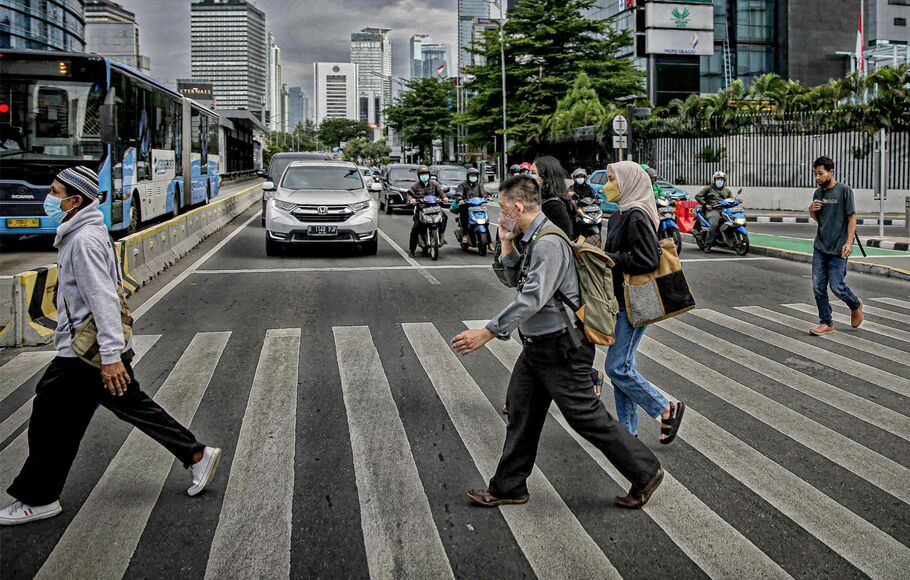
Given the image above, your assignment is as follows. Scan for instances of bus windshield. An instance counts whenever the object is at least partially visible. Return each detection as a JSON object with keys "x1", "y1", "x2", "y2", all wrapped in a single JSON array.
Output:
[{"x1": 0, "y1": 57, "x2": 106, "y2": 161}]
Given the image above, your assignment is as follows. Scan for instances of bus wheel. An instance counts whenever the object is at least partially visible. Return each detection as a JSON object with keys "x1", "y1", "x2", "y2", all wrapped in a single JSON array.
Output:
[{"x1": 128, "y1": 196, "x2": 140, "y2": 235}]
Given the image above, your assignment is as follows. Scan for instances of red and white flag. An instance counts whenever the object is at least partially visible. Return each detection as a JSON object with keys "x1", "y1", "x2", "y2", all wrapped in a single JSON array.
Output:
[
  {"x1": 436, "y1": 63, "x2": 446, "y2": 77},
  {"x1": 855, "y1": 0, "x2": 865, "y2": 73}
]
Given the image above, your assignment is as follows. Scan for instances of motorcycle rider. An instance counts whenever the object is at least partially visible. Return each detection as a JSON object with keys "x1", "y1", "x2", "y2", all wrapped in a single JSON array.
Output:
[
  {"x1": 455, "y1": 167, "x2": 485, "y2": 245},
  {"x1": 695, "y1": 170, "x2": 734, "y2": 253},
  {"x1": 569, "y1": 168, "x2": 596, "y2": 200},
  {"x1": 509, "y1": 164, "x2": 521, "y2": 177},
  {"x1": 408, "y1": 165, "x2": 449, "y2": 257},
  {"x1": 642, "y1": 165, "x2": 664, "y2": 198},
  {"x1": 518, "y1": 162, "x2": 533, "y2": 176}
]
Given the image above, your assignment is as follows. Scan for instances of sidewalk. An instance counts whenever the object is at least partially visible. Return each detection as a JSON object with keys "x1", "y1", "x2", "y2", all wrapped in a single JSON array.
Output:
[{"x1": 745, "y1": 210, "x2": 905, "y2": 226}]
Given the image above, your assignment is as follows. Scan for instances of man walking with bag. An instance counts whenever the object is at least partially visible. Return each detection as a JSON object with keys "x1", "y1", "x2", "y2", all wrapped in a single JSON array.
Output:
[
  {"x1": 0, "y1": 167, "x2": 221, "y2": 526},
  {"x1": 452, "y1": 175, "x2": 663, "y2": 509}
]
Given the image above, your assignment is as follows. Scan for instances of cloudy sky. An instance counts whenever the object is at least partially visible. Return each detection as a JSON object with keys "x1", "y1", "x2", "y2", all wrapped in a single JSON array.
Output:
[{"x1": 119, "y1": 0, "x2": 461, "y2": 99}]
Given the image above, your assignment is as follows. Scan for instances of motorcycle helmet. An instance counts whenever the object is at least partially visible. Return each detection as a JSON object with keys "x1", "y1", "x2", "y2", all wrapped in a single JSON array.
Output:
[
  {"x1": 467, "y1": 167, "x2": 480, "y2": 176},
  {"x1": 645, "y1": 166, "x2": 659, "y2": 181},
  {"x1": 417, "y1": 165, "x2": 430, "y2": 175},
  {"x1": 509, "y1": 164, "x2": 521, "y2": 175},
  {"x1": 712, "y1": 170, "x2": 727, "y2": 181},
  {"x1": 519, "y1": 162, "x2": 532, "y2": 175},
  {"x1": 571, "y1": 168, "x2": 587, "y2": 179}
]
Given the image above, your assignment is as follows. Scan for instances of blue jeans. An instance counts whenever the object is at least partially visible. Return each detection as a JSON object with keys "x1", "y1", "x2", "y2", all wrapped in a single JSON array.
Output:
[
  {"x1": 604, "y1": 311, "x2": 669, "y2": 436},
  {"x1": 813, "y1": 250, "x2": 860, "y2": 326}
]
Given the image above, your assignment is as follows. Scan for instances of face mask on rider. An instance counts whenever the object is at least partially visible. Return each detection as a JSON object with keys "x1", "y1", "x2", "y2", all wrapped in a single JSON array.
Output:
[
  {"x1": 468, "y1": 176, "x2": 478, "y2": 183},
  {"x1": 714, "y1": 180, "x2": 725, "y2": 189},
  {"x1": 419, "y1": 174, "x2": 430, "y2": 184},
  {"x1": 499, "y1": 204, "x2": 521, "y2": 234},
  {"x1": 574, "y1": 177, "x2": 585, "y2": 186},
  {"x1": 601, "y1": 181, "x2": 621, "y2": 203}
]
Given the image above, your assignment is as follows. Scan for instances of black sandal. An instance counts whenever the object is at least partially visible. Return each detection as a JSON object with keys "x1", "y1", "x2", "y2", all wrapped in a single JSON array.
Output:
[{"x1": 659, "y1": 402, "x2": 685, "y2": 445}]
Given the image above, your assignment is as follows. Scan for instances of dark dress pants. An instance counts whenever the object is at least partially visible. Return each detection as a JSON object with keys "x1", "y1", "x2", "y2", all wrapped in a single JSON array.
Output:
[
  {"x1": 7, "y1": 355, "x2": 204, "y2": 506},
  {"x1": 489, "y1": 335, "x2": 661, "y2": 498}
]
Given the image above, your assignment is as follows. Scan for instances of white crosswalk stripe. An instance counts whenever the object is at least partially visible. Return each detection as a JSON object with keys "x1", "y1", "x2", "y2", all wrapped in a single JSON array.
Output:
[
  {"x1": 333, "y1": 326, "x2": 454, "y2": 579},
  {"x1": 464, "y1": 321, "x2": 791, "y2": 580},
  {"x1": 869, "y1": 297, "x2": 910, "y2": 311},
  {"x1": 783, "y1": 303, "x2": 910, "y2": 343},
  {"x1": 0, "y1": 351, "x2": 56, "y2": 401},
  {"x1": 4, "y1": 305, "x2": 909, "y2": 579},
  {"x1": 847, "y1": 301, "x2": 910, "y2": 325},
  {"x1": 205, "y1": 329, "x2": 299, "y2": 580},
  {"x1": 36, "y1": 332, "x2": 230, "y2": 580}
]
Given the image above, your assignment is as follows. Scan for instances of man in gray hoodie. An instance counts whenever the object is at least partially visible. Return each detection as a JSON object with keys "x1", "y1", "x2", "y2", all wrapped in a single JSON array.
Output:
[{"x1": 1, "y1": 166, "x2": 221, "y2": 526}]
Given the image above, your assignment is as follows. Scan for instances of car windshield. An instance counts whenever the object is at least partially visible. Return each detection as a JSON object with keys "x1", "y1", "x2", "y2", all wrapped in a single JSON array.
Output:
[
  {"x1": 0, "y1": 57, "x2": 106, "y2": 161},
  {"x1": 436, "y1": 167, "x2": 466, "y2": 181},
  {"x1": 281, "y1": 166, "x2": 364, "y2": 190},
  {"x1": 388, "y1": 166, "x2": 418, "y2": 184}
]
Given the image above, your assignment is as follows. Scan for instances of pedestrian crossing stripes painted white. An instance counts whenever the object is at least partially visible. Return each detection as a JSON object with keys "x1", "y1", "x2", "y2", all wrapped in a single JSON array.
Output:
[
  {"x1": 35, "y1": 332, "x2": 230, "y2": 580},
  {"x1": 0, "y1": 335, "x2": 161, "y2": 506},
  {"x1": 847, "y1": 301, "x2": 910, "y2": 325},
  {"x1": 3, "y1": 299, "x2": 910, "y2": 579},
  {"x1": 333, "y1": 327, "x2": 454, "y2": 579},
  {"x1": 205, "y1": 329, "x2": 300, "y2": 580},
  {"x1": 0, "y1": 351, "x2": 56, "y2": 401},
  {"x1": 403, "y1": 322, "x2": 624, "y2": 580},
  {"x1": 463, "y1": 321, "x2": 791, "y2": 580},
  {"x1": 869, "y1": 297, "x2": 910, "y2": 311},
  {"x1": 783, "y1": 303, "x2": 910, "y2": 343}
]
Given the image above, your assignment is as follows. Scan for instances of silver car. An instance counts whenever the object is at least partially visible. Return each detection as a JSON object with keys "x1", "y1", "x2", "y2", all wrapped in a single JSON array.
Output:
[{"x1": 263, "y1": 160, "x2": 381, "y2": 256}]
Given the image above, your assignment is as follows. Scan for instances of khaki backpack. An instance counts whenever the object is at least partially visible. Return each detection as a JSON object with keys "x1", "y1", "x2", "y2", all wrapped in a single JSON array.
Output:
[{"x1": 528, "y1": 226, "x2": 619, "y2": 346}]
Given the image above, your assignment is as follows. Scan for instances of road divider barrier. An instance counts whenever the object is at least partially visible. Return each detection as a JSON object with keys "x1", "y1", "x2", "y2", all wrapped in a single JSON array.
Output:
[{"x1": 2, "y1": 183, "x2": 261, "y2": 347}]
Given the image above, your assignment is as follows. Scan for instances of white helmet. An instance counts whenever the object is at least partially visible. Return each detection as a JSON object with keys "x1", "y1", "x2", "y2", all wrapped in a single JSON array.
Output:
[{"x1": 712, "y1": 170, "x2": 727, "y2": 181}]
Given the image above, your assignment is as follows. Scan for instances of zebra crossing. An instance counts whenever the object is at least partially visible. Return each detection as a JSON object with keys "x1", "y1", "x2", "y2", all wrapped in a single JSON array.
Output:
[{"x1": 0, "y1": 297, "x2": 909, "y2": 578}]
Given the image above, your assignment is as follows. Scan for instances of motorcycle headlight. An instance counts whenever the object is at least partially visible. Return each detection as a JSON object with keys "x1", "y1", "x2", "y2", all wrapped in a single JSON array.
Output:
[
  {"x1": 734, "y1": 217, "x2": 747, "y2": 225},
  {"x1": 273, "y1": 199, "x2": 297, "y2": 212},
  {"x1": 349, "y1": 200, "x2": 373, "y2": 213}
]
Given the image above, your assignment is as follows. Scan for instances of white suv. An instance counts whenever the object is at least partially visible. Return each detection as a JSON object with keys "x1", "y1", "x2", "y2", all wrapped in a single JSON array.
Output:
[{"x1": 264, "y1": 160, "x2": 381, "y2": 256}]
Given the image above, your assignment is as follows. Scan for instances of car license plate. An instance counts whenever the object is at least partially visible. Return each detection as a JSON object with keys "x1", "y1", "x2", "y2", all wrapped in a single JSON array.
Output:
[
  {"x1": 583, "y1": 206, "x2": 600, "y2": 213},
  {"x1": 6, "y1": 219, "x2": 40, "y2": 228},
  {"x1": 307, "y1": 225, "x2": 338, "y2": 237}
]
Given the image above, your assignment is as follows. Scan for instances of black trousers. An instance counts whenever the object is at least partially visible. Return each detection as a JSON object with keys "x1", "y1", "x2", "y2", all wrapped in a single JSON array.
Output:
[
  {"x1": 7, "y1": 355, "x2": 205, "y2": 506},
  {"x1": 458, "y1": 203, "x2": 470, "y2": 235},
  {"x1": 409, "y1": 210, "x2": 448, "y2": 252},
  {"x1": 705, "y1": 210, "x2": 723, "y2": 247},
  {"x1": 489, "y1": 335, "x2": 661, "y2": 498}
]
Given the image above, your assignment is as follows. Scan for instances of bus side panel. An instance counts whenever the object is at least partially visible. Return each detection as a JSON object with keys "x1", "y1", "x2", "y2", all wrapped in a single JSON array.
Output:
[
  {"x1": 98, "y1": 152, "x2": 115, "y2": 229},
  {"x1": 190, "y1": 153, "x2": 205, "y2": 204},
  {"x1": 208, "y1": 155, "x2": 220, "y2": 199}
]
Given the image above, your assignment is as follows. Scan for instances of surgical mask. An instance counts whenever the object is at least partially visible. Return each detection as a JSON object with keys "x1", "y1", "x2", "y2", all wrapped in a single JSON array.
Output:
[
  {"x1": 574, "y1": 177, "x2": 585, "y2": 186},
  {"x1": 499, "y1": 206, "x2": 521, "y2": 234},
  {"x1": 43, "y1": 195, "x2": 76, "y2": 223},
  {"x1": 714, "y1": 180, "x2": 725, "y2": 189},
  {"x1": 602, "y1": 181, "x2": 621, "y2": 203},
  {"x1": 468, "y1": 176, "x2": 478, "y2": 183},
  {"x1": 419, "y1": 174, "x2": 430, "y2": 184}
]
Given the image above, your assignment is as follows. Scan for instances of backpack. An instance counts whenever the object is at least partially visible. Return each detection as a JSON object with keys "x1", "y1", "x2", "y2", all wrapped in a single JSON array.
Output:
[{"x1": 525, "y1": 226, "x2": 619, "y2": 346}]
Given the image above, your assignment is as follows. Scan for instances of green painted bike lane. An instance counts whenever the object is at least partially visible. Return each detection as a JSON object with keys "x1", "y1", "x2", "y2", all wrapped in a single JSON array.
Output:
[{"x1": 749, "y1": 232, "x2": 910, "y2": 275}]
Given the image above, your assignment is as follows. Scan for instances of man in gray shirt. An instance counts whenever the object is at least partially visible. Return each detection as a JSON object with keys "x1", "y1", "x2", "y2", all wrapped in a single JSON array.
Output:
[
  {"x1": 452, "y1": 176, "x2": 663, "y2": 510},
  {"x1": 807, "y1": 156, "x2": 863, "y2": 336}
]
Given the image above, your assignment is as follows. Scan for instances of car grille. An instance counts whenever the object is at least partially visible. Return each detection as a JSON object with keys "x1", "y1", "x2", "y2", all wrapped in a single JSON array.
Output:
[
  {"x1": 0, "y1": 202, "x2": 45, "y2": 217},
  {"x1": 291, "y1": 205, "x2": 353, "y2": 223}
]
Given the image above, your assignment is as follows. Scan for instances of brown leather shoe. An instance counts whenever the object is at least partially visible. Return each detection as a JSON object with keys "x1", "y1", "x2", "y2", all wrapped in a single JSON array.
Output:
[
  {"x1": 615, "y1": 468, "x2": 664, "y2": 509},
  {"x1": 851, "y1": 300, "x2": 864, "y2": 328},
  {"x1": 809, "y1": 323, "x2": 836, "y2": 336},
  {"x1": 467, "y1": 488, "x2": 529, "y2": 507}
]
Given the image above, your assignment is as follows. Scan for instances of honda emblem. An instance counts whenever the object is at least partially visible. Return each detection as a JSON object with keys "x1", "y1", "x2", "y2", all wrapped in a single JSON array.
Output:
[{"x1": 318, "y1": 206, "x2": 328, "y2": 214}]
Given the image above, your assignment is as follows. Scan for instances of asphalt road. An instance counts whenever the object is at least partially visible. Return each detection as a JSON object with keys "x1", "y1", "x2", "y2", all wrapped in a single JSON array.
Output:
[{"x1": 2, "y1": 199, "x2": 909, "y2": 579}]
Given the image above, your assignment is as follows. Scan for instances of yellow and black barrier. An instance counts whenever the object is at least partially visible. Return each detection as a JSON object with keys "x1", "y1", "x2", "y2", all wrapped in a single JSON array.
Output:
[{"x1": 0, "y1": 265, "x2": 59, "y2": 348}]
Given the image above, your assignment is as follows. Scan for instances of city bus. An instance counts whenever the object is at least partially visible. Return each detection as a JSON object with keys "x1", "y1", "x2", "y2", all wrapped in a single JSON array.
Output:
[{"x1": 0, "y1": 49, "x2": 220, "y2": 237}]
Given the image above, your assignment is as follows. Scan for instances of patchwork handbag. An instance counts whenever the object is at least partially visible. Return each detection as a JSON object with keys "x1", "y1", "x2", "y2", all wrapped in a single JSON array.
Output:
[{"x1": 623, "y1": 237, "x2": 696, "y2": 328}]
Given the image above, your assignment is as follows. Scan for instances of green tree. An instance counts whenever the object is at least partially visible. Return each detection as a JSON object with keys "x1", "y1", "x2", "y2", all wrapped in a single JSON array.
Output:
[
  {"x1": 384, "y1": 77, "x2": 455, "y2": 160},
  {"x1": 461, "y1": 0, "x2": 644, "y2": 155},
  {"x1": 546, "y1": 72, "x2": 611, "y2": 138},
  {"x1": 318, "y1": 118, "x2": 371, "y2": 149}
]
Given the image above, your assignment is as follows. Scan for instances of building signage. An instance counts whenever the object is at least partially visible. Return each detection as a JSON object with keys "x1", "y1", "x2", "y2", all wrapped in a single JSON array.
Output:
[
  {"x1": 645, "y1": 29, "x2": 715, "y2": 56},
  {"x1": 177, "y1": 81, "x2": 215, "y2": 104},
  {"x1": 646, "y1": 3, "x2": 714, "y2": 30}
]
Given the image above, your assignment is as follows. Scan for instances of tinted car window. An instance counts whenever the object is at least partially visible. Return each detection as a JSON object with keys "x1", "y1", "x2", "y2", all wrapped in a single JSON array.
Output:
[
  {"x1": 388, "y1": 166, "x2": 418, "y2": 184},
  {"x1": 590, "y1": 171, "x2": 606, "y2": 185},
  {"x1": 281, "y1": 166, "x2": 364, "y2": 190},
  {"x1": 269, "y1": 153, "x2": 332, "y2": 180},
  {"x1": 436, "y1": 167, "x2": 466, "y2": 181},
  {"x1": 269, "y1": 158, "x2": 294, "y2": 182}
]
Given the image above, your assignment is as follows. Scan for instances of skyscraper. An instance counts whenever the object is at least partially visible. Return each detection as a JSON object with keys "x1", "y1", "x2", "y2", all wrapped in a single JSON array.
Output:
[
  {"x1": 0, "y1": 0, "x2": 86, "y2": 51},
  {"x1": 458, "y1": 0, "x2": 491, "y2": 74},
  {"x1": 350, "y1": 27, "x2": 392, "y2": 128},
  {"x1": 288, "y1": 86, "x2": 308, "y2": 129},
  {"x1": 190, "y1": 0, "x2": 266, "y2": 119},
  {"x1": 266, "y1": 32, "x2": 283, "y2": 131},
  {"x1": 85, "y1": 0, "x2": 150, "y2": 73},
  {"x1": 409, "y1": 35, "x2": 453, "y2": 79},
  {"x1": 409, "y1": 34, "x2": 431, "y2": 79},
  {"x1": 314, "y1": 62, "x2": 358, "y2": 123}
]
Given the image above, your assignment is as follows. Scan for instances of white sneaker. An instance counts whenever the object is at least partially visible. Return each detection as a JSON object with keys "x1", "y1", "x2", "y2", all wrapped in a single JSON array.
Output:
[
  {"x1": 188, "y1": 446, "x2": 222, "y2": 497},
  {"x1": 0, "y1": 500, "x2": 62, "y2": 526}
]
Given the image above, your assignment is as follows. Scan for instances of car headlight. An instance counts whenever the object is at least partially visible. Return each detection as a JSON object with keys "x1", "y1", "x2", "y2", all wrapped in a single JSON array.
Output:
[
  {"x1": 349, "y1": 199, "x2": 373, "y2": 213},
  {"x1": 734, "y1": 217, "x2": 747, "y2": 225},
  {"x1": 273, "y1": 199, "x2": 297, "y2": 212}
]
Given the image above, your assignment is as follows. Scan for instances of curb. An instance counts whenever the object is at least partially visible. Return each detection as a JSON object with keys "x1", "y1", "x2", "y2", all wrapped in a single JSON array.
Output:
[
  {"x1": 747, "y1": 216, "x2": 905, "y2": 226},
  {"x1": 681, "y1": 233, "x2": 910, "y2": 282},
  {"x1": 1, "y1": 184, "x2": 261, "y2": 348},
  {"x1": 864, "y1": 239, "x2": 910, "y2": 252}
]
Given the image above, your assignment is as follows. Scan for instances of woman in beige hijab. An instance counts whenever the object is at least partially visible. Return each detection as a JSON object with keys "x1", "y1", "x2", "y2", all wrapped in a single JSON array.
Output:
[{"x1": 602, "y1": 161, "x2": 685, "y2": 444}]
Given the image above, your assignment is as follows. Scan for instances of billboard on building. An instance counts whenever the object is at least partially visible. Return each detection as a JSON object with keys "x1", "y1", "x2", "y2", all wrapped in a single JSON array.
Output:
[
  {"x1": 177, "y1": 80, "x2": 215, "y2": 107},
  {"x1": 645, "y1": 3, "x2": 714, "y2": 30},
  {"x1": 646, "y1": 29, "x2": 715, "y2": 56}
]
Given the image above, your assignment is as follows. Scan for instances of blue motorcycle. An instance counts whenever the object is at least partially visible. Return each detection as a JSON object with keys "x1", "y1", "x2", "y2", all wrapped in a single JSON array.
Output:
[
  {"x1": 656, "y1": 191, "x2": 686, "y2": 255},
  {"x1": 692, "y1": 190, "x2": 750, "y2": 256},
  {"x1": 413, "y1": 195, "x2": 446, "y2": 261},
  {"x1": 454, "y1": 196, "x2": 491, "y2": 256}
]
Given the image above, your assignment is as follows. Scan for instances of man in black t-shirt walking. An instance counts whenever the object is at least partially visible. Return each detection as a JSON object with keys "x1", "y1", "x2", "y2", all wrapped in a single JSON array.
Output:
[{"x1": 807, "y1": 156, "x2": 863, "y2": 336}]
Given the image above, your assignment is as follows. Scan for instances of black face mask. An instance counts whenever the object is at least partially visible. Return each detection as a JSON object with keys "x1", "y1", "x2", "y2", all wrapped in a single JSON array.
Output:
[{"x1": 819, "y1": 179, "x2": 831, "y2": 189}]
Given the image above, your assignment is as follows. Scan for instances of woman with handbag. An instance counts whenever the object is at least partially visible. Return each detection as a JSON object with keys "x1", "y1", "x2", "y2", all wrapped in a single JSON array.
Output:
[
  {"x1": 1, "y1": 167, "x2": 221, "y2": 526},
  {"x1": 602, "y1": 161, "x2": 685, "y2": 444}
]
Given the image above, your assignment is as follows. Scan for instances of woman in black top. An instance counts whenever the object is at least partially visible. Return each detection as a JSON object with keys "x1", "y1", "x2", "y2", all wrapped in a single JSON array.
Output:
[
  {"x1": 602, "y1": 161, "x2": 685, "y2": 444},
  {"x1": 532, "y1": 156, "x2": 575, "y2": 238}
]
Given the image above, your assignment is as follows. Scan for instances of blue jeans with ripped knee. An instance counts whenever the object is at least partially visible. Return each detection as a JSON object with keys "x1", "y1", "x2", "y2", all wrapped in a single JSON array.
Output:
[{"x1": 604, "y1": 310, "x2": 669, "y2": 436}]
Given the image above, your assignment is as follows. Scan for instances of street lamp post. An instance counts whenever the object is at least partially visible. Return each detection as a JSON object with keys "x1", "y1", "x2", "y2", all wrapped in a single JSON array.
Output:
[{"x1": 484, "y1": 0, "x2": 508, "y2": 178}]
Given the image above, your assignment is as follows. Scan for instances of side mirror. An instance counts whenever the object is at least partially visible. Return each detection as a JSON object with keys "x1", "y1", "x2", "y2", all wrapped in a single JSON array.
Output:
[
  {"x1": 257, "y1": 170, "x2": 267, "y2": 178},
  {"x1": 262, "y1": 181, "x2": 276, "y2": 191},
  {"x1": 370, "y1": 182, "x2": 382, "y2": 192},
  {"x1": 100, "y1": 88, "x2": 116, "y2": 145}
]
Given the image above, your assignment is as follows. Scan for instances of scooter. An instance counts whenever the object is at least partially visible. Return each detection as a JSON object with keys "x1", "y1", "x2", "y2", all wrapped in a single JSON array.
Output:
[
  {"x1": 575, "y1": 196, "x2": 604, "y2": 247},
  {"x1": 454, "y1": 196, "x2": 492, "y2": 256},
  {"x1": 656, "y1": 194, "x2": 683, "y2": 255},
  {"x1": 413, "y1": 195, "x2": 446, "y2": 261},
  {"x1": 692, "y1": 190, "x2": 750, "y2": 256}
]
